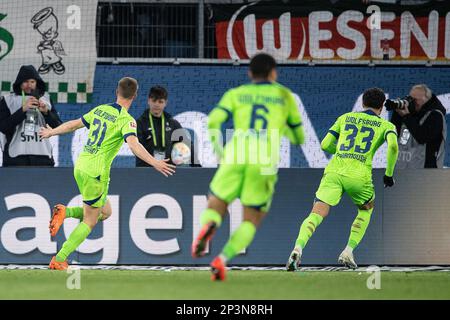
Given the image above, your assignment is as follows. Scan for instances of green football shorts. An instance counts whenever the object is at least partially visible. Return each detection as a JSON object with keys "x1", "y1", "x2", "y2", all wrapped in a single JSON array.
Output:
[
  {"x1": 315, "y1": 172, "x2": 375, "y2": 207},
  {"x1": 209, "y1": 163, "x2": 278, "y2": 213},
  {"x1": 74, "y1": 168, "x2": 109, "y2": 208}
]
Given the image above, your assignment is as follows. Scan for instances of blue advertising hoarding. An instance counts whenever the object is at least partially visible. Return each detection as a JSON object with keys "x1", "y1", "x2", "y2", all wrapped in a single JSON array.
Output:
[
  {"x1": 2, "y1": 65, "x2": 448, "y2": 168},
  {"x1": 1, "y1": 168, "x2": 449, "y2": 265}
]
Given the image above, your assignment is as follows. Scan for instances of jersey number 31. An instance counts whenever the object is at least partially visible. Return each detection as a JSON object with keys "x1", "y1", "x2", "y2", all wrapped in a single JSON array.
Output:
[{"x1": 87, "y1": 118, "x2": 108, "y2": 147}]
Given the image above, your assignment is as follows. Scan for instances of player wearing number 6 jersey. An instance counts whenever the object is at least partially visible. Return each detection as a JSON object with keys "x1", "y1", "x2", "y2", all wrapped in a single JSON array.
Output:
[
  {"x1": 287, "y1": 87, "x2": 399, "y2": 271},
  {"x1": 39, "y1": 77, "x2": 176, "y2": 270},
  {"x1": 191, "y1": 53, "x2": 305, "y2": 281}
]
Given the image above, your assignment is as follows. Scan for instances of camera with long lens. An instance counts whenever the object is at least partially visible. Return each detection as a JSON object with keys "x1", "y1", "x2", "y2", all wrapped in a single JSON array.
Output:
[{"x1": 385, "y1": 95, "x2": 416, "y2": 114}]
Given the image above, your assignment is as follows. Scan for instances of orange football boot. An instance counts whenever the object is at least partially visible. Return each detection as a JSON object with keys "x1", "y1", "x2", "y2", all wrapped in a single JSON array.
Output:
[
  {"x1": 191, "y1": 222, "x2": 217, "y2": 258},
  {"x1": 49, "y1": 256, "x2": 68, "y2": 270},
  {"x1": 210, "y1": 256, "x2": 226, "y2": 281},
  {"x1": 49, "y1": 204, "x2": 66, "y2": 237}
]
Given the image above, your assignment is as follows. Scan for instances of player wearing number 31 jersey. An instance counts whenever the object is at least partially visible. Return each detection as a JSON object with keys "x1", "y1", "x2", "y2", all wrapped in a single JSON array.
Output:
[
  {"x1": 287, "y1": 87, "x2": 399, "y2": 271},
  {"x1": 39, "y1": 77, "x2": 175, "y2": 270}
]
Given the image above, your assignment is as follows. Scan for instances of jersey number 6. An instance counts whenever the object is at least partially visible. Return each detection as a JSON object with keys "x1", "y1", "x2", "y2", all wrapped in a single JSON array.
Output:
[{"x1": 250, "y1": 104, "x2": 268, "y2": 130}]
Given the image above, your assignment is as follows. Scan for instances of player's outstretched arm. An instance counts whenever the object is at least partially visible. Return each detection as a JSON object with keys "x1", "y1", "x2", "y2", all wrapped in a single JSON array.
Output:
[
  {"x1": 320, "y1": 132, "x2": 338, "y2": 154},
  {"x1": 384, "y1": 132, "x2": 399, "y2": 187},
  {"x1": 39, "y1": 118, "x2": 84, "y2": 138},
  {"x1": 126, "y1": 135, "x2": 176, "y2": 177}
]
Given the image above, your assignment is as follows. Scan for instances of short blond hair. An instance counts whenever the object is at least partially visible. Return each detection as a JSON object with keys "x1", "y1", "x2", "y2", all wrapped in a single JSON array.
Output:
[{"x1": 117, "y1": 77, "x2": 138, "y2": 99}]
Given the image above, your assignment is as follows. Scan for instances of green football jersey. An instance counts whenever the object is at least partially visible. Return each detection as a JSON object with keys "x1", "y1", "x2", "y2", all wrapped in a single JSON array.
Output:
[
  {"x1": 214, "y1": 81, "x2": 303, "y2": 165},
  {"x1": 76, "y1": 102, "x2": 137, "y2": 179},
  {"x1": 325, "y1": 110, "x2": 397, "y2": 179}
]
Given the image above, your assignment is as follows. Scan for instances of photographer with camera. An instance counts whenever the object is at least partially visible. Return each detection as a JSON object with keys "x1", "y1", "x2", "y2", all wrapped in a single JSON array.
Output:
[
  {"x1": 0, "y1": 65, "x2": 62, "y2": 167},
  {"x1": 388, "y1": 84, "x2": 446, "y2": 168}
]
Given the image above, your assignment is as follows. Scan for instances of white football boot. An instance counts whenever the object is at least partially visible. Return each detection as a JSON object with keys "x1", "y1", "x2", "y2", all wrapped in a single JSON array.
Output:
[
  {"x1": 338, "y1": 248, "x2": 358, "y2": 270},
  {"x1": 286, "y1": 247, "x2": 302, "y2": 271}
]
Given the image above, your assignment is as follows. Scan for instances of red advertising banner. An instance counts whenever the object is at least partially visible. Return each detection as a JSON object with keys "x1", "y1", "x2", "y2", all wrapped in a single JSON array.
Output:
[{"x1": 213, "y1": 0, "x2": 450, "y2": 61}]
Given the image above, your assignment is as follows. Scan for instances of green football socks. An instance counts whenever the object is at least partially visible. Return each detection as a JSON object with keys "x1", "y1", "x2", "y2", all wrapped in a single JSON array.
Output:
[
  {"x1": 200, "y1": 208, "x2": 223, "y2": 227},
  {"x1": 347, "y1": 208, "x2": 373, "y2": 250},
  {"x1": 65, "y1": 207, "x2": 84, "y2": 220},
  {"x1": 295, "y1": 212, "x2": 324, "y2": 249},
  {"x1": 66, "y1": 206, "x2": 105, "y2": 221},
  {"x1": 222, "y1": 221, "x2": 256, "y2": 261},
  {"x1": 56, "y1": 222, "x2": 91, "y2": 262}
]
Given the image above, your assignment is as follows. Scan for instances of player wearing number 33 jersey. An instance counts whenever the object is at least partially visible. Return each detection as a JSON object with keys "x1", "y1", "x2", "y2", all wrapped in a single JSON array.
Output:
[
  {"x1": 287, "y1": 87, "x2": 399, "y2": 271},
  {"x1": 318, "y1": 106, "x2": 397, "y2": 206},
  {"x1": 38, "y1": 77, "x2": 175, "y2": 270}
]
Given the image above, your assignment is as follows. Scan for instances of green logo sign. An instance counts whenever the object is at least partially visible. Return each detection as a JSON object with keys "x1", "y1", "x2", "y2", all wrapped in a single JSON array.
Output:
[{"x1": 0, "y1": 13, "x2": 14, "y2": 61}]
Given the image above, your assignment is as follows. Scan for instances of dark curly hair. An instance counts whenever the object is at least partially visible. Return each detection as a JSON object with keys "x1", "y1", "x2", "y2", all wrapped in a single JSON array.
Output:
[{"x1": 362, "y1": 87, "x2": 386, "y2": 110}]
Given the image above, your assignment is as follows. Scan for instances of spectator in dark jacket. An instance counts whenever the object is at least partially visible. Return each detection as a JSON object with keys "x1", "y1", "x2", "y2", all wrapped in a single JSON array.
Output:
[
  {"x1": 0, "y1": 65, "x2": 62, "y2": 166},
  {"x1": 136, "y1": 86, "x2": 201, "y2": 167},
  {"x1": 391, "y1": 84, "x2": 446, "y2": 168}
]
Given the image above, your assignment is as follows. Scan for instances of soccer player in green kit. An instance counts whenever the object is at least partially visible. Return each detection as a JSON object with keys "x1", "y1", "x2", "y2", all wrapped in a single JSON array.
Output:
[
  {"x1": 191, "y1": 53, "x2": 305, "y2": 281},
  {"x1": 39, "y1": 77, "x2": 176, "y2": 270},
  {"x1": 286, "y1": 87, "x2": 399, "y2": 271}
]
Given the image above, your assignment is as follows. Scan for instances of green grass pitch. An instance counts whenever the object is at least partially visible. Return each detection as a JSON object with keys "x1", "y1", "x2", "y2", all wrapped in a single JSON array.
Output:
[{"x1": 0, "y1": 269, "x2": 449, "y2": 299}]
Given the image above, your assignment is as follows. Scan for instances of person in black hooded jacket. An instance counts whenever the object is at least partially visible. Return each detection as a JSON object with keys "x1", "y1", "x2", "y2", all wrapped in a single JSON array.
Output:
[
  {"x1": 136, "y1": 86, "x2": 201, "y2": 167},
  {"x1": 0, "y1": 65, "x2": 62, "y2": 166},
  {"x1": 391, "y1": 84, "x2": 447, "y2": 168}
]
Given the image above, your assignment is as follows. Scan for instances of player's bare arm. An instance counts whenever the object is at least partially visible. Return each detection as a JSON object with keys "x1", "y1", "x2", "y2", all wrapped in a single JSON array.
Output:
[
  {"x1": 126, "y1": 134, "x2": 176, "y2": 177},
  {"x1": 39, "y1": 118, "x2": 85, "y2": 138}
]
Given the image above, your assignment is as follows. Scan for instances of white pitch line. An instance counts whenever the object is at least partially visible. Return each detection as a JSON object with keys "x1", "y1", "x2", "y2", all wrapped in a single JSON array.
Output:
[{"x1": 0, "y1": 265, "x2": 450, "y2": 272}]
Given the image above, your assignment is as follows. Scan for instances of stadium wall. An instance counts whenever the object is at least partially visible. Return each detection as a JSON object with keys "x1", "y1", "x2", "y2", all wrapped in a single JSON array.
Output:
[
  {"x1": 2, "y1": 64, "x2": 447, "y2": 168},
  {"x1": 0, "y1": 168, "x2": 449, "y2": 266}
]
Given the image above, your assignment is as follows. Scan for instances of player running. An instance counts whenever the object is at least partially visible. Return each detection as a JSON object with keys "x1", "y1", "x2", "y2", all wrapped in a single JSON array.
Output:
[
  {"x1": 191, "y1": 53, "x2": 305, "y2": 281},
  {"x1": 286, "y1": 87, "x2": 399, "y2": 271},
  {"x1": 39, "y1": 77, "x2": 176, "y2": 270}
]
